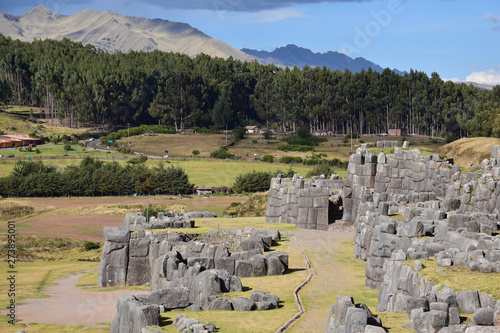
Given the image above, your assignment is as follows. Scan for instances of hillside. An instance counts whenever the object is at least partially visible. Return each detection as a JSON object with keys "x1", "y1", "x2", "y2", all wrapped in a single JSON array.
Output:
[
  {"x1": 0, "y1": 5, "x2": 253, "y2": 61},
  {"x1": 439, "y1": 137, "x2": 500, "y2": 167},
  {"x1": 242, "y1": 44, "x2": 405, "y2": 74}
]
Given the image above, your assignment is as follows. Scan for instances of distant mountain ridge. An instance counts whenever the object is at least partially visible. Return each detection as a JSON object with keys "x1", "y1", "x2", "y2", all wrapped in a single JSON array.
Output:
[
  {"x1": 0, "y1": 5, "x2": 253, "y2": 61},
  {"x1": 242, "y1": 44, "x2": 405, "y2": 74}
]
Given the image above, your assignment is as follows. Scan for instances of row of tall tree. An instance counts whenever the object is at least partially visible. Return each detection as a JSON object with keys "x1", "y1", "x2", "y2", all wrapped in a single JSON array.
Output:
[
  {"x1": 0, "y1": 34, "x2": 499, "y2": 137},
  {"x1": 0, "y1": 158, "x2": 194, "y2": 197}
]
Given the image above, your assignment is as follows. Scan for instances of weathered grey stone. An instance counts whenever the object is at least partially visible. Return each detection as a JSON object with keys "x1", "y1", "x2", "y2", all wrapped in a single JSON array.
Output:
[
  {"x1": 457, "y1": 290, "x2": 481, "y2": 314},
  {"x1": 474, "y1": 308, "x2": 495, "y2": 326},
  {"x1": 334, "y1": 295, "x2": 355, "y2": 326},
  {"x1": 214, "y1": 257, "x2": 235, "y2": 275},
  {"x1": 267, "y1": 256, "x2": 285, "y2": 276},
  {"x1": 345, "y1": 307, "x2": 368, "y2": 333},
  {"x1": 231, "y1": 297, "x2": 256, "y2": 311},
  {"x1": 98, "y1": 242, "x2": 129, "y2": 287},
  {"x1": 250, "y1": 254, "x2": 267, "y2": 277},
  {"x1": 250, "y1": 290, "x2": 279, "y2": 309},
  {"x1": 449, "y1": 306, "x2": 461, "y2": 325},
  {"x1": 104, "y1": 226, "x2": 131, "y2": 243},
  {"x1": 189, "y1": 269, "x2": 240, "y2": 310},
  {"x1": 235, "y1": 260, "x2": 253, "y2": 277},
  {"x1": 239, "y1": 239, "x2": 264, "y2": 252},
  {"x1": 149, "y1": 287, "x2": 190, "y2": 309},
  {"x1": 364, "y1": 325, "x2": 386, "y2": 333},
  {"x1": 207, "y1": 297, "x2": 233, "y2": 311},
  {"x1": 110, "y1": 295, "x2": 159, "y2": 333}
]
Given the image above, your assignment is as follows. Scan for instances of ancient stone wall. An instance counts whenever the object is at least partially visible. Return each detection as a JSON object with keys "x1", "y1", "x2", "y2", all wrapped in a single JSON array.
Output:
[
  {"x1": 98, "y1": 213, "x2": 288, "y2": 287},
  {"x1": 344, "y1": 144, "x2": 500, "y2": 330},
  {"x1": 265, "y1": 174, "x2": 345, "y2": 230}
]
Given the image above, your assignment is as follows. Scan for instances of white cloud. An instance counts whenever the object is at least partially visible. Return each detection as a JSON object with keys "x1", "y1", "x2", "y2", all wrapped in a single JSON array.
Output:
[
  {"x1": 243, "y1": 8, "x2": 305, "y2": 23},
  {"x1": 465, "y1": 67, "x2": 500, "y2": 85},
  {"x1": 485, "y1": 12, "x2": 500, "y2": 23}
]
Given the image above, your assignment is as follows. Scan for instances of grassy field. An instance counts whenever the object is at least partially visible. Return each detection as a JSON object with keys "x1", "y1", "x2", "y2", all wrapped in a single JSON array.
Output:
[
  {"x1": 439, "y1": 137, "x2": 500, "y2": 167},
  {"x1": 0, "y1": 154, "x2": 316, "y2": 186}
]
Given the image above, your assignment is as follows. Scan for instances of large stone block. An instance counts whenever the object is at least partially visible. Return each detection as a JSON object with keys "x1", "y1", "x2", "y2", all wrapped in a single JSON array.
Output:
[
  {"x1": 231, "y1": 297, "x2": 256, "y2": 311},
  {"x1": 456, "y1": 290, "x2": 481, "y2": 314},
  {"x1": 149, "y1": 287, "x2": 190, "y2": 309},
  {"x1": 215, "y1": 258, "x2": 235, "y2": 275},
  {"x1": 234, "y1": 260, "x2": 253, "y2": 277},
  {"x1": 104, "y1": 226, "x2": 131, "y2": 243},
  {"x1": 250, "y1": 254, "x2": 267, "y2": 277},
  {"x1": 98, "y1": 242, "x2": 129, "y2": 287}
]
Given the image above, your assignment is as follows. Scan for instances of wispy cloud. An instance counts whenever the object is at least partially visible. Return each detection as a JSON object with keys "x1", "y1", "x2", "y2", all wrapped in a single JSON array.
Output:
[
  {"x1": 244, "y1": 8, "x2": 305, "y2": 23},
  {"x1": 485, "y1": 12, "x2": 500, "y2": 31},
  {"x1": 485, "y1": 12, "x2": 500, "y2": 23},
  {"x1": 465, "y1": 66, "x2": 500, "y2": 85}
]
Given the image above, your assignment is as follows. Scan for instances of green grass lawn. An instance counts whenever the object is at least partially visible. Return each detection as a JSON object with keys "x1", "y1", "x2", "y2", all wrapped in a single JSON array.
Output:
[{"x1": 0, "y1": 153, "x2": 317, "y2": 186}]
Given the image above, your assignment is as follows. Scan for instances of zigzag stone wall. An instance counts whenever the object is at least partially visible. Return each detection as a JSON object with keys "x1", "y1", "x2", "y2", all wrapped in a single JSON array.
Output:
[{"x1": 343, "y1": 144, "x2": 500, "y2": 330}]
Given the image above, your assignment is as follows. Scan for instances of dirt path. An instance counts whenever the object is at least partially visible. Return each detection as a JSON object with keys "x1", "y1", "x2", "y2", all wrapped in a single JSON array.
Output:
[
  {"x1": 288, "y1": 227, "x2": 375, "y2": 333},
  {"x1": 15, "y1": 272, "x2": 148, "y2": 329}
]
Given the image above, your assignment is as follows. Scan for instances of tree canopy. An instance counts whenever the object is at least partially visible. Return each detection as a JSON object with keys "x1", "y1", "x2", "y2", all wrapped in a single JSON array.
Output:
[{"x1": 0, "y1": 34, "x2": 499, "y2": 138}]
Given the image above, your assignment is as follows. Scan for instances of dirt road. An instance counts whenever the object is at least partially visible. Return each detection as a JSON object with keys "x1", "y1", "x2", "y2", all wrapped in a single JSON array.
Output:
[
  {"x1": 15, "y1": 272, "x2": 148, "y2": 329},
  {"x1": 289, "y1": 227, "x2": 377, "y2": 332}
]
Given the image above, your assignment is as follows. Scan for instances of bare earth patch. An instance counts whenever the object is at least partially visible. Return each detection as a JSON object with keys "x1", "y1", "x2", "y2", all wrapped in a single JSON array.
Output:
[{"x1": 15, "y1": 272, "x2": 148, "y2": 329}]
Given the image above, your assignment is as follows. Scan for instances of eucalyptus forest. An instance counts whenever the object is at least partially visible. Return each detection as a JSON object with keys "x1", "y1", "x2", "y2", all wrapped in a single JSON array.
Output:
[{"x1": 0, "y1": 34, "x2": 499, "y2": 138}]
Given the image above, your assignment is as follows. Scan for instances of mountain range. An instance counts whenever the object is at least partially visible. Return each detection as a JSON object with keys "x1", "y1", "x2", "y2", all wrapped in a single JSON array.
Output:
[
  {"x1": 0, "y1": 5, "x2": 253, "y2": 61},
  {"x1": 242, "y1": 44, "x2": 405, "y2": 75}
]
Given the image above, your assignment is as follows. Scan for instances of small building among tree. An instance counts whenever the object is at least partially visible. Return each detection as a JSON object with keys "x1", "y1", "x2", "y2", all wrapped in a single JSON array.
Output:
[
  {"x1": 0, "y1": 135, "x2": 41, "y2": 149},
  {"x1": 388, "y1": 129, "x2": 408, "y2": 137},
  {"x1": 196, "y1": 186, "x2": 213, "y2": 195},
  {"x1": 245, "y1": 125, "x2": 261, "y2": 134}
]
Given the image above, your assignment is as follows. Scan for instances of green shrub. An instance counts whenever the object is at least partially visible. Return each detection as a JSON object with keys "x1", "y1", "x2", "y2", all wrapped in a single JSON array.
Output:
[
  {"x1": 445, "y1": 135, "x2": 458, "y2": 143},
  {"x1": 306, "y1": 164, "x2": 336, "y2": 178},
  {"x1": 192, "y1": 150, "x2": 200, "y2": 156},
  {"x1": 63, "y1": 144, "x2": 72, "y2": 151},
  {"x1": 233, "y1": 127, "x2": 246, "y2": 141},
  {"x1": 343, "y1": 133, "x2": 359, "y2": 140},
  {"x1": 83, "y1": 241, "x2": 100, "y2": 251},
  {"x1": 210, "y1": 147, "x2": 235, "y2": 159},
  {"x1": 262, "y1": 154, "x2": 274, "y2": 163},
  {"x1": 142, "y1": 205, "x2": 164, "y2": 219},
  {"x1": 263, "y1": 129, "x2": 274, "y2": 140},
  {"x1": 252, "y1": 139, "x2": 258, "y2": 144},
  {"x1": 278, "y1": 144, "x2": 314, "y2": 152},
  {"x1": 233, "y1": 171, "x2": 275, "y2": 193},
  {"x1": 35, "y1": 148, "x2": 41, "y2": 154},
  {"x1": 279, "y1": 156, "x2": 303, "y2": 164},
  {"x1": 117, "y1": 146, "x2": 134, "y2": 154},
  {"x1": 127, "y1": 155, "x2": 148, "y2": 164}
]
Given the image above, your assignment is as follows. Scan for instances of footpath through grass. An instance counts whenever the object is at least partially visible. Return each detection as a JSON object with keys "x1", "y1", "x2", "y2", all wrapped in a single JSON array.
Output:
[{"x1": 0, "y1": 261, "x2": 107, "y2": 332}]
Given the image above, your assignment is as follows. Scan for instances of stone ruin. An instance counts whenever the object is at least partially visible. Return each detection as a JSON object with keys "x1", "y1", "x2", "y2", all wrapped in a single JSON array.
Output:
[
  {"x1": 98, "y1": 212, "x2": 289, "y2": 332},
  {"x1": 266, "y1": 144, "x2": 500, "y2": 331},
  {"x1": 345, "y1": 144, "x2": 500, "y2": 332},
  {"x1": 327, "y1": 295, "x2": 385, "y2": 333},
  {"x1": 265, "y1": 174, "x2": 346, "y2": 230}
]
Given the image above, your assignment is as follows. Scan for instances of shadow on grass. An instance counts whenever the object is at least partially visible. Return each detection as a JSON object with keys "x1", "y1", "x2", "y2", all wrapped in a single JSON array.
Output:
[{"x1": 283, "y1": 267, "x2": 306, "y2": 275}]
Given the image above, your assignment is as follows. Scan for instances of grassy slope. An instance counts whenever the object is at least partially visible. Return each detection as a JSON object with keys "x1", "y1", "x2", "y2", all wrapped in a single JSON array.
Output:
[{"x1": 439, "y1": 137, "x2": 500, "y2": 167}]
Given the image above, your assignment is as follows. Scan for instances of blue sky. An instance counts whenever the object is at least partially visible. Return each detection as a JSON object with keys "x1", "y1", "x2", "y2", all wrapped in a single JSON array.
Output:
[{"x1": 4, "y1": 0, "x2": 500, "y2": 84}]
